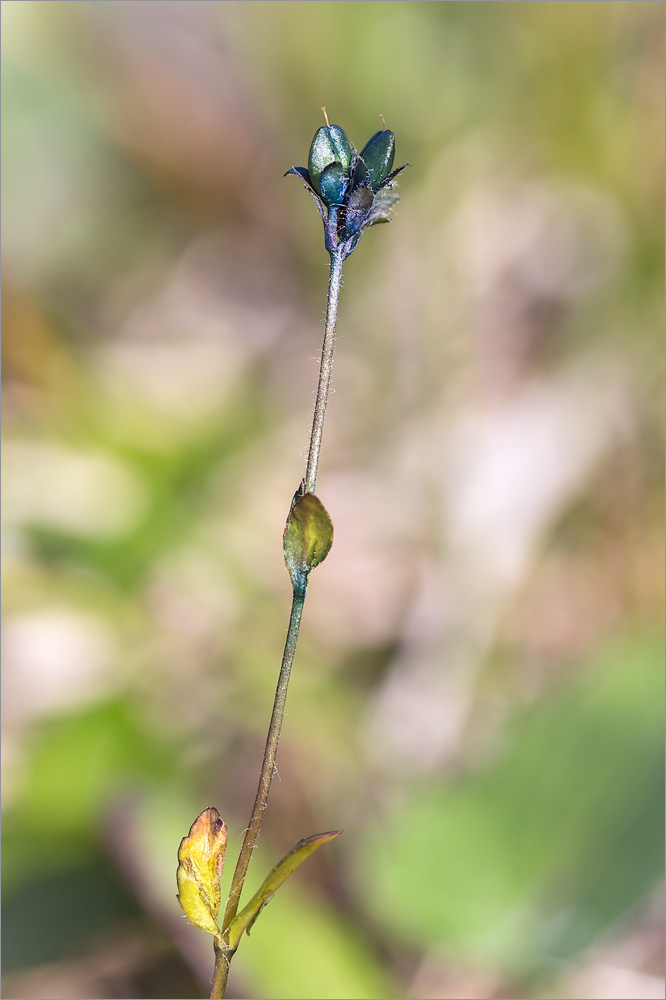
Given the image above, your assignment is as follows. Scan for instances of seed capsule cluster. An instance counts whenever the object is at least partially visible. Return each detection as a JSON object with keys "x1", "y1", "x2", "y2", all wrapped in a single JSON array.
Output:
[{"x1": 287, "y1": 119, "x2": 408, "y2": 259}]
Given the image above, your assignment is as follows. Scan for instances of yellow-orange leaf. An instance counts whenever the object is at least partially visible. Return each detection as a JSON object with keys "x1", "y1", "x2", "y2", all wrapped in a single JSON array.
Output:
[{"x1": 177, "y1": 807, "x2": 227, "y2": 935}]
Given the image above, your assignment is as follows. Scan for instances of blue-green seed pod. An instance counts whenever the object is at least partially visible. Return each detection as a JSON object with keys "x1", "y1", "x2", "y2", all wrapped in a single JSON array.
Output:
[
  {"x1": 308, "y1": 125, "x2": 352, "y2": 198},
  {"x1": 317, "y1": 162, "x2": 347, "y2": 205},
  {"x1": 359, "y1": 130, "x2": 396, "y2": 190}
]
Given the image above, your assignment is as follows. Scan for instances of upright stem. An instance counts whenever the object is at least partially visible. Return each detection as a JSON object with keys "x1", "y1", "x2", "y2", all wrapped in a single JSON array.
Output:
[
  {"x1": 209, "y1": 938, "x2": 230, "y2": 1000},
  {"x1": 210, "y1": 250, "x2": 343, "y2": 999},
  {"x1": 211, "y1": 592, "x2": 304, "y2": 998},
  {"x1": 224, "y1": 591, "x2": 305, "y2": 921},
  {"x1": 305, "y1": 251, "x2": 344, "y2": 493}
]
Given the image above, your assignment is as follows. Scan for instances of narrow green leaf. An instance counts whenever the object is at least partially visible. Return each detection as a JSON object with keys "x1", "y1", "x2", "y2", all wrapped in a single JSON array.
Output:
[
  {"x1": 283, "y1": 492, "x2": 334, "y2": 596},
  {"x1": 226, "y1": 830, "x2": 342, "y2": 951}
]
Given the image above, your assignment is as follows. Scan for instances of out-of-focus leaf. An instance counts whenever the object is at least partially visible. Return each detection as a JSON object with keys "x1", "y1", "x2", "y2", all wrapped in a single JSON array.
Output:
[
  {"x1": 4, "y1": 700, "x2": 173, "y2": 844},
  {"x1": 227, "y1": 831, "x2": 342, "y2": 951},
  {"x1": 233, "y1": 880, "x2": 395, "y2": 1000},
  {"x1": 3, "y1": 859, "x2": 137, "y2": 971},
  {"x1": 356, "y1": 632, "x2": 664, "y2": 968},
  {"x1": 20, "y1": 396, "x2": 269, "y2": 591}
]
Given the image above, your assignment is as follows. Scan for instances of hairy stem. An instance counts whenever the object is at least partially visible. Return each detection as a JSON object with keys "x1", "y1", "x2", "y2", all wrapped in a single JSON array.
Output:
[
  {"x1": 305, "y1": 251, "x2": 344, "y2": 493},
  {"x1": 211, "y1": 250, "x2": 343, "y2": 999},
  {"x1": 222, "y1": 591, "x2": 306, "y2": 930},
  {"x1": 209, "y1": 937, "x2": 230, "y2": 1000},
  {"x1": 210, "y1": 593, "x2": 305, "y2": 998}
]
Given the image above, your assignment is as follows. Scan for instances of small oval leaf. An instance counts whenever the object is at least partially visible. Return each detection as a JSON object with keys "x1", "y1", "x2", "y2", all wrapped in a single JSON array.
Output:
[
  {"x1": 177, "y1": 807, "x2": 227, "y2": 935},
  {"x1": 226, "y1": 830, "x2": 342, "y2": 951},
  {"x1": 283, "y1": 492, "x2": 334, "y2": 595}
]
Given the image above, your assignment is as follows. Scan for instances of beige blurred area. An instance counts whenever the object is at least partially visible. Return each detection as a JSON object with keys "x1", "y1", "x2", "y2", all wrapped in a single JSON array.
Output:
[{"x1": 2, "y1": 2, "x2": 664, "y2": 999}]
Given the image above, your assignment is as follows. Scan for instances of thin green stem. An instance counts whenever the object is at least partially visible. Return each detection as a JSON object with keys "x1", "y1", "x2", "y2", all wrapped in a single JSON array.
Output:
[
  {"x1": 211, "y1": 592, "x2": 306, "y2": 997},
  {"x1": 223, "y1": 590, "x2": 305, "y2": 927},
  {"x1": 211, "y1": 250, "x2": 343, "y2": 999},
  {"x1": 305, "y1": 251, "x2": 344, "y2": 493}
]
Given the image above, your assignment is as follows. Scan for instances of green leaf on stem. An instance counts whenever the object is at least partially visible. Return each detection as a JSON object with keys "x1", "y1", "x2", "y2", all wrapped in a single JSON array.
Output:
[
  {"x1": 283, "y1": 492, "x2": 334, "y2": 595},
  {"x1": 226, "y1": 831, "x2": 342, "y2": 951}
]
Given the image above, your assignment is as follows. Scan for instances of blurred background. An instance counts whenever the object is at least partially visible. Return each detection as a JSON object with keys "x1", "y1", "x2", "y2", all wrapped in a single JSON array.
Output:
[{"x1": 2, "y1": 2, "x2": 664, "y2": 998}]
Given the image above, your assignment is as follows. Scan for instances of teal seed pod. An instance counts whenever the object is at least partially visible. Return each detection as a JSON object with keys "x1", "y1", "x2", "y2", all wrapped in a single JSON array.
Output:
[
  {"x1": 327, "y1": 125, "x2": 353, "y2": 173},
  {"x1": 308, "y1": 125, "x2": 352, "y2": 198},
  {"x1": 317, "y1": 162, "x2": 347, "y2": 205},
  {"x1": 359, "y1": 130, "x2": 396, "y2": 190},
  {"x1": 287, "y1": 116, "x2": 408, "y2": 259}
]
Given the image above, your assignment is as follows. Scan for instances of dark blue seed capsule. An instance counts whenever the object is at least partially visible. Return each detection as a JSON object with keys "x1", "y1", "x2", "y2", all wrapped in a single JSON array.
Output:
[
  {"x1": 318, "y1": 162, "x2": 347, "y2": 205},
  {"x1": 359, "y1": 130, "x2": 396, "y2": 190},
  {"x1": 308, "y1": 125, "x2": 352, "y2": 197}
]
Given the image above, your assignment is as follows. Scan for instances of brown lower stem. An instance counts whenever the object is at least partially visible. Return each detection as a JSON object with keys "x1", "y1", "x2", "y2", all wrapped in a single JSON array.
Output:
[{"x1": 210, "y1": 937, "x2": 230, "y2": 1000}]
